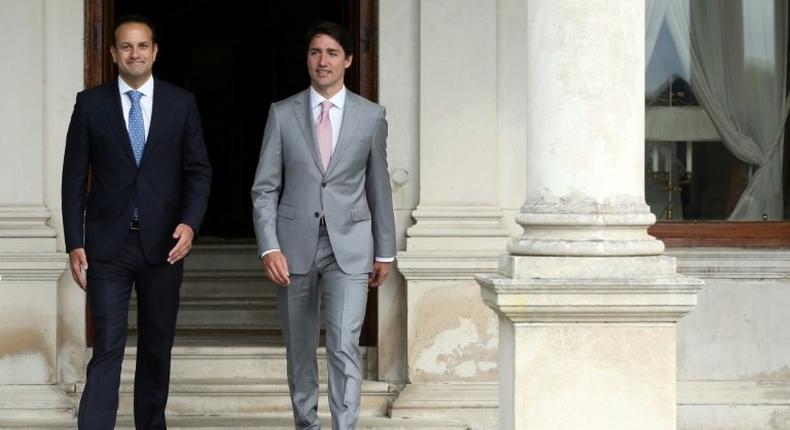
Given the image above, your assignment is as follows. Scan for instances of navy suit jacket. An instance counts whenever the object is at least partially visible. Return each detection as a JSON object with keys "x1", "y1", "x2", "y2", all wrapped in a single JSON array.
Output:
[{"x1": 62, "y1": 77, "x2": 212, "y2": 263}]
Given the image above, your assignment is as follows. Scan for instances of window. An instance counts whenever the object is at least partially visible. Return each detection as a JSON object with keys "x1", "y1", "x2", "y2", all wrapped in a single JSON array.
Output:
[{"x1": 645, "y1": 0, "x2": 790, "y2": 245}]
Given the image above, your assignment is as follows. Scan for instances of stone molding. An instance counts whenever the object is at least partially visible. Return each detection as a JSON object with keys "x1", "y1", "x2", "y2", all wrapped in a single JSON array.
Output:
[
  {"x1": 408, "y1": 206, "x2": 511, "y2": 237},
  {"x1": 669, "y1": 248, "x2": 790, "y2": 279},
  {"x1": 508, "y1": 196, "x2": 665, "y2": 256},
  {"x1": 0, "y1": 253, "x2": 67, "y2": 282},
  {"x1": 0, "y1": 205, "x2": 58, "y2": 237},
  {"x1": 406, "y1": 206, "x2": 511, "y2": 252},
  {"x1": 477, "y1": 255, "x2": 702, "y2": 323},
  {"x1": 397, "y1": 251, "x2": 500, "y2": 281},
  {"x1": 0, "y1": 205, "x2": 59, "y2": 253},
  {"x1": 678, "y1": 380, "x2": 790, "y2": 406}
]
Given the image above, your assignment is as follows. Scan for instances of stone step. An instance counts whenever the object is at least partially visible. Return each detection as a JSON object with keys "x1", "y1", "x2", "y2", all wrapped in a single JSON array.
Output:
[
  {"x1": 74, "y1": 379, "x2": 394, "y2": 418},
  {"x1": 391, "y1": 383, "x2": 498, "y2": 430},
  {"x1": 0, "y1": 415, "x2": 470, "y2": 429},
  {"x1": 129, "y1": 296, "x2": 282, "y2": 330},
  {"x1": 116, "y1": 339, "x2": 374, "y2": 381},
  {"x1": 0, "y1": 385, "x2": 74, "y2": 421},
  {"x1": 182, "y1": 241, "x2": 260, "y2": 272}
]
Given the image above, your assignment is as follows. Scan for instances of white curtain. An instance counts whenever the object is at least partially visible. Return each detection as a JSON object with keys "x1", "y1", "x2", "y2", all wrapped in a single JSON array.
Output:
[
  {"x1": 666, "y1": 0, "x2": 789, "y2": 220},
  {"x1": 663, "y1": 0, "x2": 691, "y2": 78},
  {"x1": 646, "y1": 0, "x2": 671, "y2": 67}
]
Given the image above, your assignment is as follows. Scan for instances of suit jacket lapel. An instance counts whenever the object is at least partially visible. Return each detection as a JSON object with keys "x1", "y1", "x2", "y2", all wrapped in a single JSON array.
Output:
[
  {"x1": 292, "y1": 89, "x2": 324, "y2": 173},
  {"x1": 103, "y1": 82, "x2": 138, "y2": 168},
  {"x1": 325, "y1": 91, "x2": 360, "y2": 178}
]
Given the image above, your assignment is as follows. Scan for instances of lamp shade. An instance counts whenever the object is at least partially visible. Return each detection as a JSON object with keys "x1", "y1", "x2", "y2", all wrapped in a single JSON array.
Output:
[{"x1": 645, "y1": 106, "x2": 720, "y2": 141}]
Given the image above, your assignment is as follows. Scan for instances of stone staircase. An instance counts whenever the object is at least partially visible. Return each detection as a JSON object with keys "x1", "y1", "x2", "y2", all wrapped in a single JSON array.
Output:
[
  {"x1": 0, "y1": 242, "x2": 469, "y2": 429},
  {"x1": 77, "y1": 336, "x2": 390, "y2": 418},
  {"x1": 130, "y1": 241, "x2": 284, "y2": 337}
]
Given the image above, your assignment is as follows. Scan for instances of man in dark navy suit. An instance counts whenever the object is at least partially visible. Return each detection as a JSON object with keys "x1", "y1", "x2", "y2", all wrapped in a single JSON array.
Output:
[{"x1": 61, "y1": 14, "x2": 211, "y2": 430}]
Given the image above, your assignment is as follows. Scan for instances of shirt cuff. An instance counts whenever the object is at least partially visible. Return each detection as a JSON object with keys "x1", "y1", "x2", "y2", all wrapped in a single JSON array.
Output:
[
  {"x1": 261, "y1": 249, "x2": 280, "y2": 259},
  {"x1": 375, "y1": 256, "x2": 395, "y2": 263}
]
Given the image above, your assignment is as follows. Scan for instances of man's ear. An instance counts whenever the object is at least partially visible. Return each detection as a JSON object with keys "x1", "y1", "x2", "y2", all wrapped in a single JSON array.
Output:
[
  {"x1": 110, "y1": 45, "x2": 118, "y2": 64},
  {"x1": 345, "y1": 54, "x2": 353, "y2": 69}
]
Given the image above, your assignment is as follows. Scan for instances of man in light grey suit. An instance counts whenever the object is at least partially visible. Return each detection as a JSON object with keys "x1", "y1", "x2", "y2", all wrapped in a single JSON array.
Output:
[{"x1": 251, "y1": 21, "x2": 396, "y2": 430}]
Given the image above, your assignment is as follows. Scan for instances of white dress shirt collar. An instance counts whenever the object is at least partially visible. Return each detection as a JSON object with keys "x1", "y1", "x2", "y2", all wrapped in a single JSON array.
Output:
[
  {"x1": 310, "y1": 85, "x2": 346, "y2": 111},
  {"x1": 118, "y1": 74, "x2": 155, "y2": 98}
]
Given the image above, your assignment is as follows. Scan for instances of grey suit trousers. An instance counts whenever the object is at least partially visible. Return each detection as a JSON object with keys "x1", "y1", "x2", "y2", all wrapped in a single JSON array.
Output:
[{"x1": 279, "y1": 225, "x2": 369, "y2": 430}]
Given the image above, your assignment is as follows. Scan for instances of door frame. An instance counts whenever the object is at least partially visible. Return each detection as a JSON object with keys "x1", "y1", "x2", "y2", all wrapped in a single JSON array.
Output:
[{"x1": 83, "y1": 0, "x2": 380, "y2": 346}]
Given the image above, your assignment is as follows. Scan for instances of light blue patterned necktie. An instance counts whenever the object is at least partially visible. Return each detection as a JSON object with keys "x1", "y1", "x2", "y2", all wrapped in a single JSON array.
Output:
[{"x1": 126, "y1": 90, "x2": 145, "y2": 166}]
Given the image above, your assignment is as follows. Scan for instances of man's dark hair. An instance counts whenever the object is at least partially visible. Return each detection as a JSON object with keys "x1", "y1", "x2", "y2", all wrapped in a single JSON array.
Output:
[
  {"x1": 305, "y1": 21, "x2": 353, "y2": 57},
  {"x1": 112, "y1": 14, "x2": 157, "y2": 46}
]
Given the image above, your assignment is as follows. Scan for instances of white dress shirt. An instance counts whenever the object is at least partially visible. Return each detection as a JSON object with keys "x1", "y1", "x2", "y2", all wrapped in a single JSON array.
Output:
[
  {"x1": 118, "y1": 75, "x2": 154, "y2": 140},
  {"x1": 262, "y1": 86, "x2": 394, "y2": 264}
]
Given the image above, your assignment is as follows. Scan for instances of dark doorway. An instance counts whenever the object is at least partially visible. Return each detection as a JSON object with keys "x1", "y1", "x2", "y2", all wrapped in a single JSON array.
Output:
[
  {"x1": 84, "y1": 0, "x2": 380, "y2": 346},
  {"x1": 106, "y1": 0, "x2": 376, "y2": 237}
]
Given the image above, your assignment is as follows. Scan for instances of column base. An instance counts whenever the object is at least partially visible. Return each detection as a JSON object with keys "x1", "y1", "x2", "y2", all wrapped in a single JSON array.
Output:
[
  {"x1": 508, "y1": 197, "x2": 665, "y2": 256},
  {"x1": 476, "y1": 254, "x2": 702, "y2": 430}
]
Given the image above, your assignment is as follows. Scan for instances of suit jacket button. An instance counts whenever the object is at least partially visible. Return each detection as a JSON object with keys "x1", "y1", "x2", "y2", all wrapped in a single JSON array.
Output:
[
  {"x1": 321, "y1": 182, "x2": 326, "y2": 188},
  {"x1": 314, "y1": 212, "x2": 320, "y2": 218}
]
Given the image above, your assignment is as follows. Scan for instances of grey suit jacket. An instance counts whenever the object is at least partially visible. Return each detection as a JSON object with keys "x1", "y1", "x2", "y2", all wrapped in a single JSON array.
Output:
[{"x1": 251, "y1": 89, "x2": 396, "y2": 275}]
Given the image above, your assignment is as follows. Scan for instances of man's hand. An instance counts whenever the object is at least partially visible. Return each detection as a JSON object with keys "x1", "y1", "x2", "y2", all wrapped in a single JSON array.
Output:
[
  {"x1": 263, "y1": 251, "x2": 290, "y2": 287},
  {"x1": 368, "y1": 261, "x2": 392, "y2": 288},
  {"x1": 168, "y1": 223, "x2": 195, "y2": 264},
  {"x1": 69, "y1": 248, "x2": 88, "y2": 290}
]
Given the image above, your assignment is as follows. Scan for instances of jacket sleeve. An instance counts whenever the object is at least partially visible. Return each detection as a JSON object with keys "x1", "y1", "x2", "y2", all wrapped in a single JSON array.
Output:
[
  {"x1": 251, "y1": 104, "x2": 284, "y2": 257},
  {"x1": 365, "y1": 106, "x2": 396, "y2": 259},
  {"x1": 180, "y1": 93, "x2": 212, "y2": 233},
  {"x1": 61, "y1": 92, "x2": 90, "y2": 252}
]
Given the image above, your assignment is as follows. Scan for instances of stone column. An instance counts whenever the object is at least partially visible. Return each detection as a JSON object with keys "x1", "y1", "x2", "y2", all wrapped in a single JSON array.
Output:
[{"x1": 476, "y1": 1, "x2": 702, "y2": 430}]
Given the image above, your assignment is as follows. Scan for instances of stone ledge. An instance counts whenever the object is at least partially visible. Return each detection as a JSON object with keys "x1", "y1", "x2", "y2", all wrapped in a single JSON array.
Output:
[
  {"x1": 397, "y1": 251, "x2": 500, "y2": 280},
  {"x1": 668, "y1": 248, "x2": 790, "y2": 279},
  {"x1": 391, "y1": 383, "x2": 497, "y2": 430},
  {"x1": 0, "y1": 253, "x2": 67, "y2": 282},
  {"x1": 477, "y1": 274, "x2": 702, "y2": 323},
  {"x1": 678, "y1": 380, "x2": 790, "y2": 405},
  {"x1": 0, "y1": 206, "x2": 58, "y2": 238}
]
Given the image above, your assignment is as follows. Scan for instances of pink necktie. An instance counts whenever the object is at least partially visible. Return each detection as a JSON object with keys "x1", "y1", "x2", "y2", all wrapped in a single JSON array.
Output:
[{"x1": 315, "y1": 100, "x2": 333, "y2": 171}]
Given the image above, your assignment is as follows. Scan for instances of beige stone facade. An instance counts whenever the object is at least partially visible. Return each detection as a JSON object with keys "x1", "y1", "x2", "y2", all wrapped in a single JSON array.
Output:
[{"x1": 1, "y1": 1, "x2": 789, "y2": 429}]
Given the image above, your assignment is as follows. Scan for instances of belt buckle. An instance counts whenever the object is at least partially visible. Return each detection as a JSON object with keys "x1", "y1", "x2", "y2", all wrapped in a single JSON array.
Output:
[{"x1": 130, "y1": 217, "x2": 140, "y2": 231}]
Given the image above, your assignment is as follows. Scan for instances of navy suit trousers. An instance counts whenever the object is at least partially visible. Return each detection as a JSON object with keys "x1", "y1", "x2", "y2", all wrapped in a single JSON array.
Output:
[{"x1": 78, "y1": 230, "x2": 182, "y2": 430}]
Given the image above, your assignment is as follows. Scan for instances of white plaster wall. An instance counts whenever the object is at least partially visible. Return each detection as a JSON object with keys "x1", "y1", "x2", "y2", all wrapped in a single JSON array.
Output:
[
  {"x1": 678, "y1": 279, "x2": 790, "y2": 380},
  {"x1": 407, "y1": 280, "x2": 498, "y2": 383},
  {"x1": 674, "y1": 250, "x2": 790, "y2": 430},
  {"x1": 419, "y1": 0, "x2": 498, "y2": 207},
  {"x1": 0, "y1": 0, "x2": 45, "y2": 204},
  {"x1": 0, "y1": 281, "x2": 58, "y2": 384}
]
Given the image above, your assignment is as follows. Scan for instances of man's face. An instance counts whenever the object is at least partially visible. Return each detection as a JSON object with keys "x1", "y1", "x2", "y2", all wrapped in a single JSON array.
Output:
[
  {"x1": 110, "y1": 22, "x2": 158, "y2": 84},
  {"x1": 307, "y1": 34, "x2": 352, "y2": 93}
]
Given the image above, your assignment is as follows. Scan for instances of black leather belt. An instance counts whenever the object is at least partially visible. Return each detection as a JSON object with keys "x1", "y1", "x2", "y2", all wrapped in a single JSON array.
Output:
[{"x1": 130, "y1": 217, "x2": 140, "y2": 231}]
